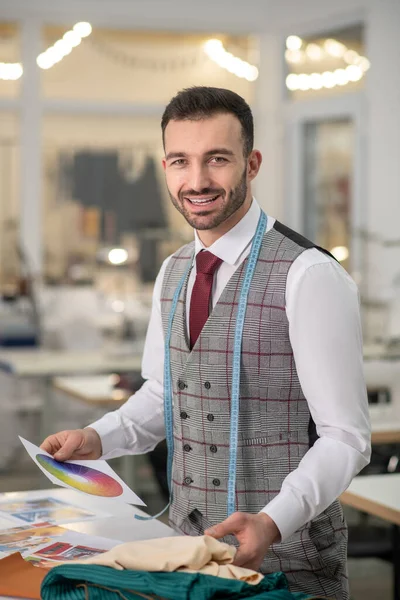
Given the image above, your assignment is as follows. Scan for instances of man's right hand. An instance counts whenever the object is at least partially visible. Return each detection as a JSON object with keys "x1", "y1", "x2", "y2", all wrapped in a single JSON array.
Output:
[{"x1": 40, "y1": 427, "x2": 102, "y2": 461}]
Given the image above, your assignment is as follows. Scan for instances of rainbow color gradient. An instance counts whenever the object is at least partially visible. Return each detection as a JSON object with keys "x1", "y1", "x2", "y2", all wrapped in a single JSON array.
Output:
[{"x1": 36, "y1": 454, "x2": 123, "y2": 497}]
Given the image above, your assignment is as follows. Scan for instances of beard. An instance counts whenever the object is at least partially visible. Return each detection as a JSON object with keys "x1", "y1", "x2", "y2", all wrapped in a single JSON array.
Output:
[{"x1": 168, "y1": 167, "x2": 248, "y2": 231}]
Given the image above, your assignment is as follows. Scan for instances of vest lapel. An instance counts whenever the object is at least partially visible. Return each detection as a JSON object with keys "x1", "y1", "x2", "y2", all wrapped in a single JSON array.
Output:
[{"x1": 177, "y1": 262, "x2": 192, "y2": 354}]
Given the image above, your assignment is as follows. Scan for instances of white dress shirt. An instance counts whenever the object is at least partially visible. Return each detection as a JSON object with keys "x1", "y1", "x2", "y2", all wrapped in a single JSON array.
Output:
[{"x1": 91, "y1": 199, "x2": 371, "y2": 541}]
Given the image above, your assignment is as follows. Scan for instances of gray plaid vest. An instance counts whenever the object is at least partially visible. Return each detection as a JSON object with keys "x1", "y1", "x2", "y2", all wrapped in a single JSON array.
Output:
[{"x1": 160, "y1": 221, "x2": 349, "y2": 600}]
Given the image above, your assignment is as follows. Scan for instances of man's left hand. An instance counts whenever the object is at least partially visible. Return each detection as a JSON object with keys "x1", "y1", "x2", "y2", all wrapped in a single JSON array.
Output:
[{"x1": 204, "y1": 512, "x2": 280, "y2": 572}]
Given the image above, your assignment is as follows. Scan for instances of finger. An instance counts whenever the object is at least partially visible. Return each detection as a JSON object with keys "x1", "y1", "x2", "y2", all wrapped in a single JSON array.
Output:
[
  {"x1": 204, "y1": 522, "x2": 231, "y2": 538},
  {"x1": 205, "y1": 514, "x2": 243, "y2": 538},
  {"x1": 40, "y1": 436, "x2": 61, "y2": 455},
  {"x1": 232, "y1": 547, "x2": 252, "y2": 567},
  {"x1": 53, "y1": 431, "x2": 83, "y2": 461},
  {"x1": 233, "y1": 548, "x2": 261, "y2": 571}
]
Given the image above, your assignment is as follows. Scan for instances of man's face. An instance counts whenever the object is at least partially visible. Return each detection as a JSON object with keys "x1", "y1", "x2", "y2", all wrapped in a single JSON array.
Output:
[{"x1": 163, "y1": 113, "x2": 257, "y2": 233}]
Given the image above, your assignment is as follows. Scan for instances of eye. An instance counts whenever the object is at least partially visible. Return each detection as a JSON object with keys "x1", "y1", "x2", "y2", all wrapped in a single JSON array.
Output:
[
  {"x1": 171, "y1": 159, "x2": 186, "y2": 166},
  {"x1": 209, "y1": 156, "x2": 228, "y2": 164}
]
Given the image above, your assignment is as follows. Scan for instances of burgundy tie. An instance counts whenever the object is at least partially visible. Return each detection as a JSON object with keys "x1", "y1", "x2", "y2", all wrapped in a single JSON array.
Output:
[{"x1": 189, "y1": 251, "x2": 222, "y2": 349}]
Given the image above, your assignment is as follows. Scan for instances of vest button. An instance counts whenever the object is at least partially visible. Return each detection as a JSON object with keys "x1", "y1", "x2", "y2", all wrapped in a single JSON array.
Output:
[
  {"x1": 210, "y1": 445, "x2": 217, "y2": 453},
  {"x1": 204, "y1": 381, "x2": 211, "y2": 389},
  {"x1": 178, "y1": 380, "x2": 187, "y2": 390},
  {"x1": 180, "y1": 411, "x2": 188, "y2": 419},
  {"x1": 207, "y1": 414, "x2": 214, "y2": 422},
  {"x1": 212, "y1": 478, "x2": 221, "y2": 486},
  {"x1": 183, "y1": 477, "x2": 193, "y2": 485},
  {"x1": 183, "y1": 444, "x2": 192, "y2": 452}
]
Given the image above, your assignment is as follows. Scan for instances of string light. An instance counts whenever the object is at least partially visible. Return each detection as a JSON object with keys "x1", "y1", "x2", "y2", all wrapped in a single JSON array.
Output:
[
  {"x1": 286, "y1": 66, "x2": 364, "y2": 91},
  {"x1": 204, "y1": 39, "x2": 258, "y2": 82},
  {"x1": 286, "y1": 35, "x2": 370, "y2": 91},
  {"x1": 0, "y1": 22, "x2": 92, "y2": 79},
  {"x1": 36, "y1": 22, "x2": 92, "y2": 71},
  {"x1": 0, "y1": 62, "x2": 23, "y2": 80}
]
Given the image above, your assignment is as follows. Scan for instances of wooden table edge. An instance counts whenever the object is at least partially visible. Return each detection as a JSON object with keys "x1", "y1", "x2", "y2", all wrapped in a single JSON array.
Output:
[
  {"x1": 371, "y1": 430, "x2": 400, "y2": 444},
  {"x1": 340, "y1": 489, "x2": 400, "y2": 526},
  {"x1": 52, "y1": 381, "x2": 129, "y2": 406}
]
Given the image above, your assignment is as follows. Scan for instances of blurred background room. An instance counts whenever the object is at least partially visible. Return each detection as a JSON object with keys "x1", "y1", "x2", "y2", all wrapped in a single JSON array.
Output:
[{"x1": 0, "y1": 0, "x2": 399, "y2": 597}]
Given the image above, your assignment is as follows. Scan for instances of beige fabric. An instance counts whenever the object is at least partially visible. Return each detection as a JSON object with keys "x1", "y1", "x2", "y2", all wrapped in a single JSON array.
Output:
[{"x1": 77, "y1": 535, "x2": 263, "y2": 585}]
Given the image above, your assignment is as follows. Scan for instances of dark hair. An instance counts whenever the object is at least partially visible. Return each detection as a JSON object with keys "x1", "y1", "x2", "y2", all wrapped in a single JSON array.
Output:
[{"x1": 161, "y1": 86, "x2": 254, "y2": 157}]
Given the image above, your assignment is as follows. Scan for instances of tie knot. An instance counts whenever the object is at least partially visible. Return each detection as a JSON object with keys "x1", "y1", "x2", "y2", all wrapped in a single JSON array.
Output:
[{"x1": 195, "y1": 251, "x2": 222, "y2": 275}]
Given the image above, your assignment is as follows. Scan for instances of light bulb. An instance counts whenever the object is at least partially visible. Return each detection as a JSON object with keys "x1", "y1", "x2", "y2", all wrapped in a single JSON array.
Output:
[
  {"x1": 73, "y1": 22, "x2": 92, "y2": 38},
  {"x1": 358, "y1": 57, "x2": 371, "y2": 72},
  {"x1": 324, "y1": 39, "x2": 346, "y2": 58},
  {"x1": 285, "y1": 49, "x2": 304, "y2": 64},
  {"x1": 286, "y1": 73, "x2": 299, "y2": 91},
  {"x1": 0, "y1": 63, "x2": 23, "y2": 80},
  {"x1": 46, "y1": 47, "x2": 63, "y2": 64},
  {"x1": 108, "y1": 248, "x2": 128, "y2": 265},
  {"x1": 298, "y1": 74, "x2": 310, "y2": 91},
  {"x1": 344, "y1": 50, "x2": 359, "y2": 65},
  {"x1": 346, "y1": 65, "x2": 363, "y2": 82},
  {"x1": 246, "y1": 66, "x2": 258, "y2": 81},
  {"x1": 204, "y1": 39, "x2": 223, "y2": 57},
  {"x1": 322, "y1": 71, "x2": 336, "y2": 88},
  {"x1": 37, "y1": 53, "x2": 54, "y2": 69},
  {"x1": 306, "y1": 43, "x2": 323, "y2": 61},
  {"x1": 286, "y1": 35, "x2": 302, "y2": 51},
  {"x1": 54, "y1": 39, "x2": 72, "y2": 57},
  {"x1": 63, "y1": 30, "x2": 82, "y2": 47},
  {"x1": 334, "y1": 68, "x2": 348, "y2": 86},
  {"x1": 330, "y1": 246, "x2": 349, "y2": 262},
  {"x1": 309, "y1": 73, "x2": 323, "y2": 90}
]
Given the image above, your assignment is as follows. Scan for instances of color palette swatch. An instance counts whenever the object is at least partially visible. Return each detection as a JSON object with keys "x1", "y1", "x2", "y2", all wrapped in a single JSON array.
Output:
[{"x1": 36, "y1": 454, "x2": 123, "y2": 497}]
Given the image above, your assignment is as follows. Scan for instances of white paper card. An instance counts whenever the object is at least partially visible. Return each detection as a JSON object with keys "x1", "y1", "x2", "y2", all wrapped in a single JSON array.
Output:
[{"x1": 19, "y1": 437, "x2": 146, "y2": 506}]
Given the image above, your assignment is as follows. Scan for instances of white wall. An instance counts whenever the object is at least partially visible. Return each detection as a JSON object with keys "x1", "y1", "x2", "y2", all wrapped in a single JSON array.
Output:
[{"x1": 0, "y1": 0, "x2": 373, "y2": 34}]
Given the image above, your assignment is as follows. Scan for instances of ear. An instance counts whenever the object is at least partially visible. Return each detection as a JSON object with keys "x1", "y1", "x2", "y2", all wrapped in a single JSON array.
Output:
[
  {"x1": 247, "y1": 150, "x2": 262, "y2": 182},
  {"x1": 162, "y1": 158, "x2": 167, "y2": 172}
]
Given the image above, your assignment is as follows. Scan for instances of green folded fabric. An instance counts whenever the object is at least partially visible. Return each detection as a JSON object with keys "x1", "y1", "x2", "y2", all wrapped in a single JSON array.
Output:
[{"x1": 41, "y1": 564, "x2": 322, "y2": 600}]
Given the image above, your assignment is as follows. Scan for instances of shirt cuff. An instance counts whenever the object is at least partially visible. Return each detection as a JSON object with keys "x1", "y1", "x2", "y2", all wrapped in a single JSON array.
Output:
[
  {"x1": 88, "y1": 412, "x2": 128, "y2": 459},
  {"x1": 260, "y1": 489, "x2": 306, "y2": 542}
]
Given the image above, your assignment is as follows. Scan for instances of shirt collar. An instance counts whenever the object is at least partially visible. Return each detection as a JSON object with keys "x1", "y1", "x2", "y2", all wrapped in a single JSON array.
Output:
[{"x1": 194, "y1": 198, "x2": 261, "y2": 266}]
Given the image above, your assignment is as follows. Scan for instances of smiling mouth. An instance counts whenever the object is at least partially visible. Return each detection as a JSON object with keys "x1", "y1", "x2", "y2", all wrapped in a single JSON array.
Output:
[{"x1": 184, "y1": 194, "x2": 220, "y2": 206}]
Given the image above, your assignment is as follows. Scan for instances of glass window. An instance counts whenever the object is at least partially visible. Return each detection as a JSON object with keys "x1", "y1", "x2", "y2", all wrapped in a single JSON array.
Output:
[
  {"x1": 0, "y1": 22, "x2": 21, "y2": 98},
  {"x1": 284, "y1": 24, "x2": 367, "y2": 99},
  {"x1": 303, "y1": 119, "x2": 354, "y2": 271}
]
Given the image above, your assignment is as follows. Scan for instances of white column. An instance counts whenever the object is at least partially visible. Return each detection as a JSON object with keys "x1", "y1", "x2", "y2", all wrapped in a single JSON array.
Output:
[
  {"x1": 252, "y1": 34, "x2": 285, "y2": 220},
  {"x1": 364, "y1": 0, "x2": 400, "y2": 339},
  {"x1": 20, "y1": 18, "x2": 42, "y2": 276}
]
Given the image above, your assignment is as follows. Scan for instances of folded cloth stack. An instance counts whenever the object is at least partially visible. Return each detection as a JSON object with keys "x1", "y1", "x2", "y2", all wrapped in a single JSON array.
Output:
[{"x1": 41, "y1": 535, "x2": 328, "y2": 600}]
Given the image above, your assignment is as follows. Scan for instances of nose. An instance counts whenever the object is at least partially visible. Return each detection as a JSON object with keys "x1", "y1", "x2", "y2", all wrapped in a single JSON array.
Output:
[{"x1": 186, "y1": 163, "x2": 212, "y2": 192}]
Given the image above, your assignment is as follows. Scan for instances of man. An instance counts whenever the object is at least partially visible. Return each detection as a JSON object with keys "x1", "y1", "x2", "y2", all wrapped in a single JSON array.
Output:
[{"x1": 41, "y1": 87, "x2": 371, "y2": 599}]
